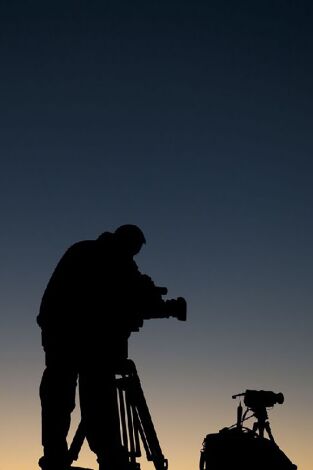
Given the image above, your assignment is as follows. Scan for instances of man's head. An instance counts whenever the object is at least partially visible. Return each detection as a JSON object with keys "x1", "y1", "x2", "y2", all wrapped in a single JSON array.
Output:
[{"x1": 114, "y1": 224, "x2": 146, "y2": 256}]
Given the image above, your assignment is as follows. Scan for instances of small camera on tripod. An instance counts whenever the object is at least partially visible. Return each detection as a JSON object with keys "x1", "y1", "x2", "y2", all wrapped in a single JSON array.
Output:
[{"x1": 233, "y1": 389, "x2": 284, "y2": 409}]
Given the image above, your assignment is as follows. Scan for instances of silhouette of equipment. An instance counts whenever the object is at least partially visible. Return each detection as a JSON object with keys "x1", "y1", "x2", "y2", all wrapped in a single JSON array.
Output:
[
  {"x1": 68, "y1": 359, "x2": 168, "y2": 470},
  {"x1": 200, "y1": 389, "x2": 297, "y2": 469}
]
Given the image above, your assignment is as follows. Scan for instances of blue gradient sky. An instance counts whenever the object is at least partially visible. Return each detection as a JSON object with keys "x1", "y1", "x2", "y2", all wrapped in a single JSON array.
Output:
[{"x1": 0, "y1": 1, "x2": 312, "y2": 469}]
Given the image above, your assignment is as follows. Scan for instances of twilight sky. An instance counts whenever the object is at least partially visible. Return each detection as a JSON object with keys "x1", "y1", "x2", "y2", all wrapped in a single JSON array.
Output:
[{"x1": 0, "y1": 1, "x2": 312, "y2": 469}]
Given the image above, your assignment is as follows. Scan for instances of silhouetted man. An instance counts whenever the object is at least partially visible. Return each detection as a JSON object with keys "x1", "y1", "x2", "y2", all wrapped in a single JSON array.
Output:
[{"x1": 37, "y1": 224, "x2": 155, "y2": 470}]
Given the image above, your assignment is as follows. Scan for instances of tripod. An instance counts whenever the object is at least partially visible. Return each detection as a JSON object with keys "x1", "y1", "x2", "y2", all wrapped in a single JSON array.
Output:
[
  {"x1": 68, "y1": 359, "x2": 168, "y2": 470},
  {"x1": 250, "y1": 405, "x2": 275, "y2": 442}
]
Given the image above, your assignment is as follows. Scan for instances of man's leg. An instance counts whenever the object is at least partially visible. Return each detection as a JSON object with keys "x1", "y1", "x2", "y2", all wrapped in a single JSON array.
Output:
[
  {"x1": 39, "y1": 363, "x2": 78, "y2": 470},
  {"x1": 79, "y1": 365, "x2": 129, "y2": 470}
]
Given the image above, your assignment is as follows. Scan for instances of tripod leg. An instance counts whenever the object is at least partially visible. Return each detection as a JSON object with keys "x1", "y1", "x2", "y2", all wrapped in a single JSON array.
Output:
[
  {"x1": 118, "y1": 385, "x2": 129, "y2": 453},
  {"x1": 117, "y1": 378, "x2": 141, "y2": 465},
  {"x1": 127, "y1": 373, "x2": 168, "y2": 470},
  {"x1": 68, "y1": 420, "x2": 85, "y2": 463},
  {"x1": 265, "y1": 421, "x2": 276, "y2": 443}
]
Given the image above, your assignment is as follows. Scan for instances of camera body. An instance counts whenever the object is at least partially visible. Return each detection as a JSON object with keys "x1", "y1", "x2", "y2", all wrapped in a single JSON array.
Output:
[{"x1": 244, "y1": 390, "x2": 284, "y2": 409}]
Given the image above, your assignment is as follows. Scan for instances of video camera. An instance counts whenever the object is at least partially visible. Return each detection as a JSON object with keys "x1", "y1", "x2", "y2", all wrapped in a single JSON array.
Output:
[
  {"x1": 130, "y1": 274, "x2": 187, "y2": 331},
  {"x1": 233, "y1": 390, "x2": 284, "y2": 410},
  {"x1": 145, "y1": 295, "x2": 187, "y2": 322}
]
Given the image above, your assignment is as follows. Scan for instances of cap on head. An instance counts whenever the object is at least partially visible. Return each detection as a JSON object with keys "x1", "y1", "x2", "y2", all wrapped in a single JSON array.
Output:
[{"x1": 114, "y1": 224, "x2": 146, "y2": 255}]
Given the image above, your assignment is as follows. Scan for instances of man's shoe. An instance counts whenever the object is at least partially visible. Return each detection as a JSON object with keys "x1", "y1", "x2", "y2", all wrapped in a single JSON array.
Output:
[{"x1": 38, "y1": 456, "x2": 94, "y2": 470}]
